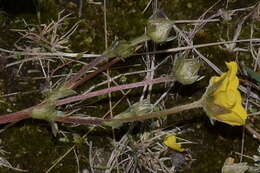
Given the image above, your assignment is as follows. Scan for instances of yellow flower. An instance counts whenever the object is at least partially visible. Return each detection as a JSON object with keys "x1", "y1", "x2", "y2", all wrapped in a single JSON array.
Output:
[
  {"x1": 163, "y1": 134, "x2": 184, "y2": 152},
  {"x1": 202, "y1": 61, "x2": 247, "y2": 126}
]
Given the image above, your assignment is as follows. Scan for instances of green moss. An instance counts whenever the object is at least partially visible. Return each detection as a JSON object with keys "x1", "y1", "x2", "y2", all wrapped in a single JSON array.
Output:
[{"x1": 0, "y1": 122, "x2": 76, "y2": 172}]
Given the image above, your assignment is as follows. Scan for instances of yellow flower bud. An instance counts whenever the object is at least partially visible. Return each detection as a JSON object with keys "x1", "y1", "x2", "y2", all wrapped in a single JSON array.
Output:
[
  {"x1": 146, "y1": 10, "x2": 173, "y2": 43},
  {"x1": 202, "y1": 62, "x2": 247, "y2": 126}
]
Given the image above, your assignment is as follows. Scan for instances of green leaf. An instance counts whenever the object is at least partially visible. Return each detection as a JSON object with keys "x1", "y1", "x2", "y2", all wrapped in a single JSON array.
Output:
[
  {"x1": 244, "y1": 66, "x2": 260, "y2": 83},
  {"x1": 47, "y1": 86, "x2": 76, "y2": 101}
]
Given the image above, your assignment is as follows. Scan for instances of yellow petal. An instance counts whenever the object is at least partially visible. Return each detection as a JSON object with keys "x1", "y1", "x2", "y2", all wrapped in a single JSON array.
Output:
[
  {"x1": 213, "y1": 62, "x2": 239, "y2": 93},
  {"x1": 213, "y1": 90, "x2": 237, "y2": 109},
  {"x1": 163, "y1": 135, "x2": 185, "y2": 152},
  {"x1": 218, "y1": 91, "x2": 247, "y2": 125},
  {"x1": 203, "y1": 61, "x2": 248, "y2": 126}
]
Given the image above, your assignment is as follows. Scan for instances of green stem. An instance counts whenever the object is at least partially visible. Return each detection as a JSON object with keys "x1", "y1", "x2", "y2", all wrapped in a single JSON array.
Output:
[{"x1": 106, "y1": 99, "x2": 203, "y2": 124}]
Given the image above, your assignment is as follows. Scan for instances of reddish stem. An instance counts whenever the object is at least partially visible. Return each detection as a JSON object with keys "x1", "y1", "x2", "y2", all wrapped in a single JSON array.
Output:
[
  {"x1": 0, "y1": 46, "x2": 145, "y2": 125},
  {"x1": 64, "y1": 55, "x2": 108, "y2": 88},
  {"x1": 0, "y1": 77, "x2": 174, "y2": 124},
  {"x1": 0, "y1": 111, "x2": 31, "y2": 124},
  {"x1": 0, "y1": 57, "x2": 118, "y2": 124},
  {"x1": 68, "y1": 57, "x2": 121, "y2": 89},
  {"x1": 56, "y1": 76, "x2": 175, "y2": 106}
]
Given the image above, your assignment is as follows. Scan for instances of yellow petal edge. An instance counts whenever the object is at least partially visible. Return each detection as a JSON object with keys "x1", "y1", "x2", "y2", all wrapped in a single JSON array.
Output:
[
  {"x1": 208, "y1": 61, "x2": 247, "y2": 126},
  {"x1": 163, "y1": 134, "x2": 184, "y2": 152}
]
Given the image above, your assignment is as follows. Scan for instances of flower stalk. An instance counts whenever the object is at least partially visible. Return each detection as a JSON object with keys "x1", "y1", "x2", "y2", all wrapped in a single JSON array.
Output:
[
  {"x1": 56, "y1": 76, "x2": 175, "y2": 106},
  {"x1": 104, "y1": 99, "x2": 203, "y2": 125},
  {"x1": 53, "y1": 99, "x2": 203, "y2": 126}
]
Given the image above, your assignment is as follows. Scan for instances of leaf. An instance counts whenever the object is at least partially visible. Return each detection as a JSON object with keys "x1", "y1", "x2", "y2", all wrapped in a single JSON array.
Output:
[
  {"x1": 48, "y1": 86, "x2": 76, "y2": 101},
  {"x1": 244, "y1": 66, "x2": 260, "y2": 83}
]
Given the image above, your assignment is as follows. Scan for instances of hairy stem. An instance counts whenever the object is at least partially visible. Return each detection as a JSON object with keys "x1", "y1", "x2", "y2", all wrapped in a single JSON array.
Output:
[
  {"x1": 64, "y1": 54, "x2": 109, "y2": 88},
  {"x1": 0, "y1": 111, "x2": 31, "y2": 124},
  {"x1": 57, "y1": 76, "x2": 175, "y2": 106},
  {"x1": 55, "y1": 99, "x2": 203, "y2": 126},
  {"x1": 109, "y1": 99, "x2": 203, "y2": 123},
  {"x1": 69, "y1": 57, "x2": 121, "y2": 89}
]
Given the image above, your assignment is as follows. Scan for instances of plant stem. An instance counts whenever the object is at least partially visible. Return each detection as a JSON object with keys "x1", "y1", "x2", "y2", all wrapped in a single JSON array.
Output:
[
  {"x1": 69, "y1": 56, "x2": 121, "y2": 89},
  {"x1": 109, "y1": 99, "x2": 203, "y2": 123},
  {"x1": 0, "y1": 77, "x2": 174, "y2": 124},
  {"x1": 0, "y1": 111, "x2": 31, "y2": 124},
  {"x1": 56, "y1": 99, "x2": 202, "y2": 126},
  {"x1": 56, "y1": 76, "x2": 175, "y2": 106},
  {"x1": 64, "y1": 35, "x2": 149, "y2": 89},
  {"x1": 64, "y1": 54, "x2": 109, "y2": 88},
  {"x1": 55, "y1": 99, "x2": 203, "y2": 126}
]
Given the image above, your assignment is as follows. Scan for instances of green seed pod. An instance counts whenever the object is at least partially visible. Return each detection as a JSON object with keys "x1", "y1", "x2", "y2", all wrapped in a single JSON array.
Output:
[
  {"x1": 172, "y1": 57, "x2": 201, "y2": 85},
  {"x1": 31, "y1": 103, "x2": 64, "y2": 121},
  {"x1": 103, "y1": 40, "x2": 135, "y2": 58},
  {"x1": 147, "y1": 10, "x2": 173, "y2": 43},
  {"x1": 103, "y1": 99, "x2": 153, "y2": 128}
]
